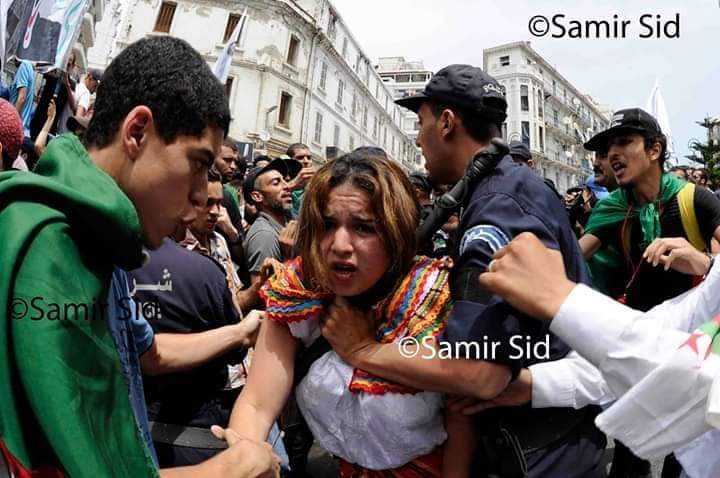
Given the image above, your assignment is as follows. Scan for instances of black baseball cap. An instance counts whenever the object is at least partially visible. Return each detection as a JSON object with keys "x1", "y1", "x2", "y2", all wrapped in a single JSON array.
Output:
[
  {"x1": 508, "y1": 141, "x2": 532, "y2": 162},
  {"x1": 395, "y1": 64, "x2": 507, "y2": 123},
  {"x1": 408, "y1": 172, "x2": 434, "y2": 194},
  {"x1": 584, "y1": 108, "x2": 663, "y2": 151},
  {"x1": 243, "y1": 158, "x2": 291, "y2": 204}
]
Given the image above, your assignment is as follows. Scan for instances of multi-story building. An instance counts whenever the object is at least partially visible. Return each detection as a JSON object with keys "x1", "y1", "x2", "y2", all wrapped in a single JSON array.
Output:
[
  {"x1": 89, "y1": 0, "x2": 416, "y2": 168},
  {"x1": 484, "y1": 41, "x2": 611, "y2": 193},
  {"x1": 376, "y1": 56, "x2": 432, "y2": 170}
]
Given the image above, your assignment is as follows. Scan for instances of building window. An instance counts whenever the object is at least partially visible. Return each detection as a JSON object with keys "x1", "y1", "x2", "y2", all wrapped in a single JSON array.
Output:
[
  {"x1": 362, "y1": 105, "x2": 368, "y2": 129},
  {"x1": 224, "y1": 77, "x2": 234, "y2": 100},
  {"x1": 341, "y1": 37, "x2": 348, "y2": 58},
  {"x1": 383, "y1": 128, "x2": 387, "y2": 148},
  {"x1": 319, "y1": 61, "x2": 327, "y2": 90},
  {"x1": 355, "y1": 55, "x2": 361, "y2": 72},
  {"x1": 501, "y1": 122, "x2": 507, "y2": 140},
  {"x1": 537, "y1": 90, "x2": 543, "y2": 117},
  {"x1": 351, "y1": 91, "x2": 358, "y2": 118},
  {"x1": 333, "y1": 124, "x2": 340, "y2": 146},
  {"x1": 412, "y1": 74, "x2": 427, "y2": 82},
  {"x1": 223, "y1": 13, "x2": 241, "y2": 42},
  {"x1": 286, "y1": 35, "x2": 300, "y2": 66},
  {"x1": 373, "y1": 116, "x2": 378, "y2": 139},
  {"x1": 539, "y1": 126, "x2": 544, "y2": 152},
  {"x1": 396, "y1": 74, "x2": 410, "y2": 83},
  {"x1": 314, "y1": 112, "x2": 323, "y2": 143},
  {"x1": 278, "y1": 92, "x2": 292, "y2": 127},
  {"x1": 520, "y1": 85, "x2": 529, "y2": 112},
  {"x1": 349, "y1": 135, "x2": 355, "y2": 151},
  {"x1": 391, "y1": 137, "x2": 395, "y2": 155},
  {"x1": 328, "y1": 12, "x2": 337, "y2": 40},
  {"x1": 499, "y1": 55, "x2": 510, "y2": 66},
  {"x1": 521, "y1": 121, "x2": 530, "y2": 146},
  {"x1": 552, "y1": 80, "x2": 557, "y2": 96},
  {"x1": 153, "y1": 1, "x2": 176, "y2": 33},
  {"x1": 337, "y1": 79, "x2": 344, "y2": 105},
  {"x1": 375, "y1": 82, "x2": 379, "y2": 99},
  {"x1": 553, "y1": 109, "x2": 558, "y2": 127},
  {"x1": 365, "y1": 66, "x2": 370, "y2": 86}
]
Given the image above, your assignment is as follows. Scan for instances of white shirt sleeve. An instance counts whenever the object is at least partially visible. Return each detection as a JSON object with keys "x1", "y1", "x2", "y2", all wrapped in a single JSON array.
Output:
[
  {"x1": 530, "y1": 351, "x2": 615, "y2": 409},
  {"x1": 549, "y1": 260, "x2": 720, "y2": 401}
]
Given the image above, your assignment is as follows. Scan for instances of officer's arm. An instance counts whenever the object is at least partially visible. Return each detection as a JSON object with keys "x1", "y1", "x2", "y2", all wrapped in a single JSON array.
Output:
[{"x1": 348, "y1": 341, "x2": 511, "y2": 399}]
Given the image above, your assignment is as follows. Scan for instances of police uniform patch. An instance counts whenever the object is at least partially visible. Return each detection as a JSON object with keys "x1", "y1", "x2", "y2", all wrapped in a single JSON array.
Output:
[{"x1": 459, "y1": 224, "x2": 510, "y2": 256}]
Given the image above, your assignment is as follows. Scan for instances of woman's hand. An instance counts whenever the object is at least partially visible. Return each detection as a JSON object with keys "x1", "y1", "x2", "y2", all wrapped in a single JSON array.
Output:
[
  {"x1": 321, "y1": 296, "x2": 377, "y2": 367},
  {"x1": 643, "y1": 237, "x2": 712, "y2": 276}
]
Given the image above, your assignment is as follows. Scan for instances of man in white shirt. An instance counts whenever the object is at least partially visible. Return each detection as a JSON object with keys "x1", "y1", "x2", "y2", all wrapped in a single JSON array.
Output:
[{"x1": 472, "y1": 232, "x2": 720, "y2": 478}]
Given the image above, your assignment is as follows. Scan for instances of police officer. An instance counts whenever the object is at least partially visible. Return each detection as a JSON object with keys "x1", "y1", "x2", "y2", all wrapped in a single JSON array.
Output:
[{"x1": 396, "y1": 64, "x2": 605, "y2": 477}]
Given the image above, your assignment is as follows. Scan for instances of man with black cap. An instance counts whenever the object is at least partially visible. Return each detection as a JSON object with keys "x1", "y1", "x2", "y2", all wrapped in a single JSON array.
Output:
[
  {"x1": 321, "y1": 64, "x2": 605, "y2": 477},
  {"x1": 579, "y1": 107, "x2": 720, "y2": 478},
  {"x1": 509, "y1": 140, "x2": 563, "y2": 199},
  {"x1": 243, "y1": 158, "x2": 294, "y2": 287}
]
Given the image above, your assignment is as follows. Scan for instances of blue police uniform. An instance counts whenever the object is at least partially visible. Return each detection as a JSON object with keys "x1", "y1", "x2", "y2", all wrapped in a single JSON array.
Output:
[{"x1": 444, "y1": 157, "x2": 606, "y2": 478}]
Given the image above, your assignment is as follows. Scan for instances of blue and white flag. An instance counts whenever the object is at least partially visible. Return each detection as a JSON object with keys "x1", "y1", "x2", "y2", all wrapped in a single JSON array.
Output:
[{"x1": 213, "y1": 7, "x2": 248, "y2": 84}]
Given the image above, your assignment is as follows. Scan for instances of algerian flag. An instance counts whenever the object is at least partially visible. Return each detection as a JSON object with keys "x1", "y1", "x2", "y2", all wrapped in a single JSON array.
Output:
[
  {"x1": 596, "y1": 315, "x2": 720, "y2": 459},
  {"x1": 213, "y1": 7, "x2": 247, "y2": 83}
]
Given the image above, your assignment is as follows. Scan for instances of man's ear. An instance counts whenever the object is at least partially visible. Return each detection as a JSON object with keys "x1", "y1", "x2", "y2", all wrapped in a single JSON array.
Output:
[
  {"x1": 648, "y1": 141, "x2": 662, "y2": 162},
  {"x1": 121, "y1": 106, "x2": 154, "y2": 161},
  {"x1": 250, "y1": 190, "x2": 264, "y2": 205},
  {"x1": 439, "y1": 109, "x2": 457, "y2": 139}
]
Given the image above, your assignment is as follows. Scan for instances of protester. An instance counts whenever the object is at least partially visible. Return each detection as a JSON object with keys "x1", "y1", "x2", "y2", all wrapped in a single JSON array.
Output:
[
  {"x1": 8, "y1": 59, "x2": 35, "y2": 138},
  {"x1": 243, "y1": 159, "x2": 294, "y2": 286},
  {"x1": 0, "y1": 99, "x2": 25, "y2": 171},
  {"x1": 508, "y1": 140, "x2": 534, "y2": 168},
  {"x1": 253, "y1": 154, "x2": 271, "y2": 168},
  {"x1": 182, "y1": 168, "x2": 262, "y2": 312},
  {"x1": 669, "y1": 166, "x2": 688, "y2": 181},
  {"x1": 286, "y1": 143, "x2": 315, "y2": 218},
  {"x1": 217, "y1": 152, "x2": 473, "y2": 476},
  {"x1": 592, "y1": 147, "x2": 618, "y2": 192},
  {"x1": 0, "y1": 35, "x2": 278, "y2": 477}
]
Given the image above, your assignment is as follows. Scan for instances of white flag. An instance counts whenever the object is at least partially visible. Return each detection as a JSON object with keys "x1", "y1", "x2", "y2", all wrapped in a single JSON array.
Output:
[
  {"x1": 646, "y1": 80, "x2": 675, "y2": 155},
  {"x1": 213, "y1": 7, "x2": 247, "y2": 84}
]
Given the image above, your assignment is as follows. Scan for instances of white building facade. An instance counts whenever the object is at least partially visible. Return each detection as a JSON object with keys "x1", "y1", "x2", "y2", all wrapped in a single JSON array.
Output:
[
  {"x1": 484, "y1": 42, "x2": 611, "y2": 193},
  {"x1": 88, "y1": 0, "x2": 416, "y2": 168},
  {"x1": 376, "y1": 56, "x2": 432, "y2": 170}
]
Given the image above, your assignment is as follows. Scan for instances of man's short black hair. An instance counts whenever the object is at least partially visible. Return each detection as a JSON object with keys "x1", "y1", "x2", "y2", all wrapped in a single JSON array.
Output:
[
  {"x1": 208, "y1": 167, "x2": 222, "y2": 183},
  {"x1": 426, "y1": 100, "x2": 501, "y2": 144},
  {"x1": 84, "y1": 36, "x2": 231, "y2": 148},
  {"x1": 287, "y1": 143, "x2": 310, "y2": 157},
  {"x1": 224, "y1": 137, "x2": 238, "y2": 151},
  {"x1": 253, "y1": 154, "x2": 271, "y2": 166}
]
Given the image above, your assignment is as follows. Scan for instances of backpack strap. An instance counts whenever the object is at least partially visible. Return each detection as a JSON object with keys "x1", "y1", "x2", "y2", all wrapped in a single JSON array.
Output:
[{"x1": 678, "y1": 183, "x2": 707, "y2": 252}]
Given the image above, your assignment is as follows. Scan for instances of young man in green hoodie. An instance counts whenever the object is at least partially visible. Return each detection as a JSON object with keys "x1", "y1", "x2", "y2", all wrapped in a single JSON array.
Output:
[{"x1": 0, "y1": 36, "x2": 279, "y2": 477}]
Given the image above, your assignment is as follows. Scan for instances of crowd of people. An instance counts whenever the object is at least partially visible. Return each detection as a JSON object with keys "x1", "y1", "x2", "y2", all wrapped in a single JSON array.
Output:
[{"x1": 2, "y1": 34, "x2": 720, "y2": 478}]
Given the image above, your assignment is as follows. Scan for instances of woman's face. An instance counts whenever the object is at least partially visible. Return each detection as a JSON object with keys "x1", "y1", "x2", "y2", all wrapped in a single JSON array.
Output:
[{"x1": 320, "y1": 182, "x2": 391, "y2": 298}]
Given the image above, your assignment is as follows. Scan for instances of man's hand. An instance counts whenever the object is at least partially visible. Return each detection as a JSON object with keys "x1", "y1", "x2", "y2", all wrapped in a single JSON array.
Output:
[
  {"x1": 46, "y1": 99, "x2": 56, "y2": 121},
  {"x1": 643, "y1": 237, "x2": 712, "y2": 276},
  {"x1": 237, "y1": 310, "x2": 264, "y2": 347},
  {"x1": 278, "y1": 220, "x2": 297, "y2": 259},
  {"x1": 446, "y1": 368, "x2": 533, "y2": 415},
  {"x1": 287, "y1": 167, "x2": 314, "y2": 191},
  {"x1": 479, "y1": 233, "x2": 576, "y2": 321},
  {"x1": 321, "y1": 296, "x2": 377, "y2": 367},
  {"x1": 208, "y1": 426, "x2": 280, "y2": 478},
  {"x1": 216, "y1": 206, "x2": 240, "y2": 243}
]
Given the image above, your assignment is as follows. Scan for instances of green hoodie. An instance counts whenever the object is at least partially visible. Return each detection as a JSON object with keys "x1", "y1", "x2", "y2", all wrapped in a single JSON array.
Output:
[{"x1": 0, "y1": 135, "x2": 158, "y2": 476}]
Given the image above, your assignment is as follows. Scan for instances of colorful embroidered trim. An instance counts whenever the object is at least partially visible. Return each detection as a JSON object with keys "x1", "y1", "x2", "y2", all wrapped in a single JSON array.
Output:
[{"x1": 261, "y1": 256, "x2": 454, "y2": 395}]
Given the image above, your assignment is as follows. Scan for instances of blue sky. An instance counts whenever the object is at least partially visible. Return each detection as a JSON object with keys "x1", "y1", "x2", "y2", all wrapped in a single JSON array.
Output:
[{"x1": 332, "y1": 0, "x2": 720, "y2": 165}]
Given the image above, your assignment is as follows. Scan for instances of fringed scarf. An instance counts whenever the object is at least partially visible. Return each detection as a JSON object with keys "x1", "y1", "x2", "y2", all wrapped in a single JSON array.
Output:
[{"x1": 260, "y1": 256, "x2": 454, "y2": 395}]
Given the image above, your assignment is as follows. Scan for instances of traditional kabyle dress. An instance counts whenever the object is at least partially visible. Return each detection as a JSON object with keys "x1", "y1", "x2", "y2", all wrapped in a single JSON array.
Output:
[{"x1": 261, "y1": 256, "x2": 453, "y2": 477}]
